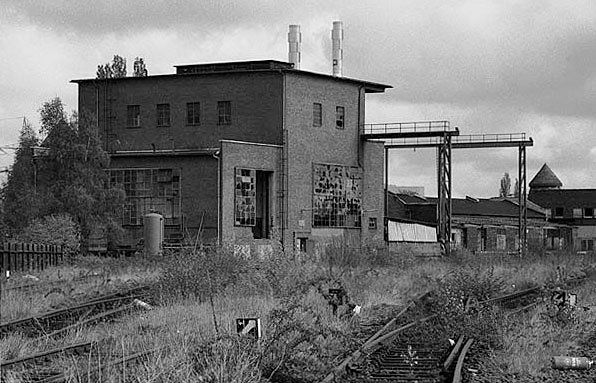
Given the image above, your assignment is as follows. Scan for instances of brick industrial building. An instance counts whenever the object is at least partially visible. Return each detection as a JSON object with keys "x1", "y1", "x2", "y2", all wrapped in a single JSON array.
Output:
[
  {"x1": 529, "y1": 163, "x2": 596, "y2": 252},
  {"x1": 72, "y1": 58, "x2": 391, "y2": 251},
  {"x1": 386, "y1": 191, "x2": 550, "y2": 254}
]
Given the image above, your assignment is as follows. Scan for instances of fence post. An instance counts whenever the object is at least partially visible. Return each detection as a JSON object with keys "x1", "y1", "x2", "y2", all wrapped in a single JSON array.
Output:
[
  {"x1": 1, "y1": 242, "x2": 6, "y2": 274},
  {"x1": 34, "y1": 243, "x2": 40, "y2": 272}
]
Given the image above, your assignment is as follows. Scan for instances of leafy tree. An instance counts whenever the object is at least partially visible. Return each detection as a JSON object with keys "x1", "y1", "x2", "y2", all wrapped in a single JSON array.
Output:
[
  {"x1": 133, "y1": 57, "x2": 148, "y2": 77},
  {"x1": 96, "y1": 54, "x2": 127, "y2": 79},
  {"x1": 35, "y1": 98, "x2": 125, "y2": 248},
  {"x1": 499, "y1": 172, "x2": 511, "y2": 197},
  {"x1": 513, "y1": 178, "x2": 519, "y2": 198},
  {"x1": 2, "y1": 118, "x2": 41, "y2": 232}
]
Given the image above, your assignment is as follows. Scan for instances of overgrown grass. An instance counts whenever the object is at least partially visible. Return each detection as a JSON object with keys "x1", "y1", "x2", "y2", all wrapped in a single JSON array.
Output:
[{"x1": 1, "y1": 245, "x2": 595, "y2": 382}]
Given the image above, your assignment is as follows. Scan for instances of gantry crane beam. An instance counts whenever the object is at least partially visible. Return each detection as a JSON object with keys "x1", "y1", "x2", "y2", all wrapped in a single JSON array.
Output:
[
  {"x1": 365, "y1": 128, "x2": 533, "y2": 257},
  {"x1": 381, "y1": 133, "x2": 533, "y2": 149},
  {"x1": 364, "y1": 121, "x2": 458, "y2": 256}
]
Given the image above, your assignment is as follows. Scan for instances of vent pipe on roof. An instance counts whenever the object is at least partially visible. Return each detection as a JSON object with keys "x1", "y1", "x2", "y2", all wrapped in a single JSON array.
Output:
[
  {"x1": 288, "y1": 25, "x2": 301, "y2": 69},
  {"x1": 332, "y1": 21, "x2": 343, "y2": 77}
]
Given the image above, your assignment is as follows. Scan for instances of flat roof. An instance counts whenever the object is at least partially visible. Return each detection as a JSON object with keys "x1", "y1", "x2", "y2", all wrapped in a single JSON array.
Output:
[{"x1": 71, "y1": 59, "x2": 392, "y2": 93}]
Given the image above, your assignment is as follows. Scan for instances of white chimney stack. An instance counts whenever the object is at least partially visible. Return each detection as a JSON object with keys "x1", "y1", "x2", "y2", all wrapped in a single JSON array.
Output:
[
  {"x1": 288, "y1": 25, "x2": 301, "y2": 69},
  {"x1": 332, "y1": 21, "x2": 343, "y2": 77}
]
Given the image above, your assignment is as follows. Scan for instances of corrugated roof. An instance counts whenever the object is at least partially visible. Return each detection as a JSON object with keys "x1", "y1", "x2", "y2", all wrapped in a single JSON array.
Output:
[{"x1": 529, "y1": 163, "x2": 562, "y2": 189}]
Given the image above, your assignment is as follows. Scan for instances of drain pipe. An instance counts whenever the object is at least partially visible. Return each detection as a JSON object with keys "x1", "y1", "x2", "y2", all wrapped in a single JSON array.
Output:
[{"x1": 213, "y1": 149, "x2": 221, "y2": 245}]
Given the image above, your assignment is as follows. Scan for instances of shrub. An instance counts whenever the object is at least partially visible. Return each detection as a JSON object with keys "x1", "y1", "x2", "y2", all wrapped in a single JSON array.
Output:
[{"x1": 17, "y1": 213, "x2": 80, "y2": 256}]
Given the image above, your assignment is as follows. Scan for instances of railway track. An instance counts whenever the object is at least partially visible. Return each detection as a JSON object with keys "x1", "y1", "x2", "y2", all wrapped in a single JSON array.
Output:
[
  {"x1": 1, "y1": 338, "x2": 162, "y2": 383},
  {"x1": 321, "y1": 286, "x2": 547, "y2": 383},
  {"x1": 0, "y1": 284, "x2": 152, "y2": 337}
]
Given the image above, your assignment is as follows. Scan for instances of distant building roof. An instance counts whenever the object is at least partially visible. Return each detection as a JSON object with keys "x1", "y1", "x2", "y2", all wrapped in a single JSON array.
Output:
[
  {"x1": 388, "y1": 191, "x2": 545, "y2": 220},
  {"x1": 529, "y1": 163, "x2": 563, "y2": 189},
  {"x1": 529, "y1": 188, "x2": 596, "y2": 209},
  {"x1": 71, "y1": 59, "x2": 392, "y2": 93}
]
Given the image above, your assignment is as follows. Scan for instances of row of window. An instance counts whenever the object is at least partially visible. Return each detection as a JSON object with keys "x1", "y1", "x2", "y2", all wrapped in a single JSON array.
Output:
[
  {"x1": 548, "y1": 207, "x2": 596, "y2": 219},
  {"x1": 313, "y1": 103, "x2": 345, "y2": 129},
  {"x1": 126, "y1": 101, "x2": 232, "y2": 128},
  {"x1": 126, "y1": 101, "x2": 346, "y2": 129}
]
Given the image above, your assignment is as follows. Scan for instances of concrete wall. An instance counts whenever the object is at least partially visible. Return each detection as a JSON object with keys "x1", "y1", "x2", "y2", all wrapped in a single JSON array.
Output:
[{"x1": 78, "y1": 72, "x2": 284, "y2": 152}]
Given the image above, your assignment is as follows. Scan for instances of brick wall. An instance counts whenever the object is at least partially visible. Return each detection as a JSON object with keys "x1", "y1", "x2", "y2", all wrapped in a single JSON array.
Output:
[
  {"x1": 78, "y1": 72, "x2": 284, "y2": 152},
  {"x1": 109, "y1": 155, "x2": 218, "y2": 242}
]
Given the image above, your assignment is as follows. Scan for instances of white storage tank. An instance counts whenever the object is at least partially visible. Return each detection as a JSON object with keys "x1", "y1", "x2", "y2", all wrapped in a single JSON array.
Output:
[{"x1": 144, "y1": 212, "x2": 164, "y2": 256}]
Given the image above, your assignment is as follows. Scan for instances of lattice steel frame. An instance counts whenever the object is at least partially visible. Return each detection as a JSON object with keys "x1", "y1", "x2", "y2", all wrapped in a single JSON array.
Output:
[
  {"x1": 437, "y1": 133, "x2": 453, "y2": 255},
  {"x1": 518, "y1": 145, "x2": 527, "y2": 256}
]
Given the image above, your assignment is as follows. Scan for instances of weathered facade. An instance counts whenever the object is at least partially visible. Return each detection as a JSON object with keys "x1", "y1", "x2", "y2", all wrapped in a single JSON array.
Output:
[
  {"x1": 387, "y1": 192, "x2": 553, "y2": 254},
  {"x1": 72, "y1": 60, "x2": 390, "y2": 251},
  {"x1": 529, "y1": 163, "x2": 596, "y2": 252}
]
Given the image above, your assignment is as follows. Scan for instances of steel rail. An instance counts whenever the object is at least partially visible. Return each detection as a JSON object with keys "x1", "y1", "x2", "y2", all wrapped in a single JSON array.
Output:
[
  {"x1": 442, "y1": 335, "x2": 465, "y2": 371},
  {"x1": 1, "y1": 340, "x2": 94, "y2": 368},
  {"x1": 42, "y1": 303, "x2": 136, "y2": 339},
  {"x1": 320, "y1": 291, "x2": 433, "y2": 383},
  {"x1": 0, "y1": 285, "x2": 151, "y2": 336},
  {"x1": 452, "y1": 338, "x2": 474, "y2": 383}
]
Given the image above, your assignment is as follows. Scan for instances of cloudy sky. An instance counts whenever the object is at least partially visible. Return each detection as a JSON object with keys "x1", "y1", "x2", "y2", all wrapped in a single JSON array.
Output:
[{"x1": 1, "y1": 0, "x2": 595, "y2": 197}]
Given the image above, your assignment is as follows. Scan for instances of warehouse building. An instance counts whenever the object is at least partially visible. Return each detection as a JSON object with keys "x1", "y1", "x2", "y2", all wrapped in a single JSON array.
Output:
[
  {"x1": 386, "y1": 191, "x2": 553, "y2": 254},
  {"x1": 72, "y1": 58, "x2": 390, "y2": 251}
]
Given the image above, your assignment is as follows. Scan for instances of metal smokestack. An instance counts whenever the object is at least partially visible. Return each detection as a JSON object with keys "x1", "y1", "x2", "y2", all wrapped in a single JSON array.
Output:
[
  {"x1": 288, "y1": 25, "x2": 301, "y2": 69},
  {"x1": 332, "y1": 21, "x2": 343, "y2": 77}
]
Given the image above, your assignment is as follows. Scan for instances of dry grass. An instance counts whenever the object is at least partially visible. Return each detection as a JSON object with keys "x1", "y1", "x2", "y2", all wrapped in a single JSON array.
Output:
[{"x1": 1, "y1": 246, "x2": 595, "y2": 382}]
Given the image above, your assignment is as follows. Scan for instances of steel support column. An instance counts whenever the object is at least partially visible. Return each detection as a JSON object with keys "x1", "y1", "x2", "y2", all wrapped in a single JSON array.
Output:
[
  {"x1": 384, "y1": 146, "x2": 389, "y2": 241},
  {"x1": 437, "y1": 134, "x2": 452, "y2": 255},
  {"x1": 518, "y1": 145, "x2": 527, "y2": 256}
]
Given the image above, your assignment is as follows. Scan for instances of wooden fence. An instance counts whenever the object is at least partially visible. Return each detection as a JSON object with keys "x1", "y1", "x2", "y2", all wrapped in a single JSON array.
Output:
[{"x1": 0, "y1": 243, "x2": 65, "y2": 274}]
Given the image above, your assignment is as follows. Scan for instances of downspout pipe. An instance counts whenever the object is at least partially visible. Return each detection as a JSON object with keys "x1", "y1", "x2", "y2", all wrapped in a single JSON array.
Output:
[{"x1": 213, "y1": 149, "x2": 221, "y2": 246}]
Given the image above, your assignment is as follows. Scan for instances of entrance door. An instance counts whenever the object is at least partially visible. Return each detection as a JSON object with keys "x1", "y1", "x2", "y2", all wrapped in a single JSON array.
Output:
[{"x1": 252, "y1": 171, "x2": 271, "y2": 239}]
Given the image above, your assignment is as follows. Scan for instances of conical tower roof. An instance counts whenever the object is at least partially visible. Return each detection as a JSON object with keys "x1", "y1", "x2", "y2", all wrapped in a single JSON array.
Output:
[{"x1": 529, "y1": 163, "x2": 562, "y2": 189}]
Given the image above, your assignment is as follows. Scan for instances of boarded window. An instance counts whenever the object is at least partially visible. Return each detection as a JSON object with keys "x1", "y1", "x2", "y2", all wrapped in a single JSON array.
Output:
[
  {"x1": 218, "y1": 101, "x2": 232, "y2": 125},
  {"x1": 336, "y1": 106, "x2": 345, "y2": 129},
  {"x1": 235, "y1": 168, "x2": 256, "y2": 226},
  {"x1": 127, "y1": 105, "x2": 141, "y2": 127},
  {"x1": 156, "y1": 103, "x2": 170, "y2": 126},
  {"x1": 313, "y1": 103, "x2": 322, "y2": 127},
  {"x1": 187, "y1": 102, "x2": 200, "y2": 125},
  {"x1": 573, "y1": 208, "x2": 582, "y2": 218},
  {"x1": 312, "y1": 163, "x2": 361, "y2": 227}
]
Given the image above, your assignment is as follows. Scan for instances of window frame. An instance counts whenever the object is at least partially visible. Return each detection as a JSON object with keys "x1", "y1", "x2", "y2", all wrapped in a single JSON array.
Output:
[
  {"x1": 126, "y1": 105, "x2": 141, "y2": 128},
  {"x1": 312, "y1": 103, "x2": 322, "y2": 127},
  {"x1": 217, "y1": 101, "x2": 232, "y2": 125},
  {"x1": 554, "y1": 207, "x2": 564, "y2": 218},
  {"x1": 583, "y1": 207, "x2": 594, "y2": 218},
  {"x1": 156, "y1": 103, "x2": 170, "y2": 127},
  {"x1": 368, "y1": 217, "x2": 377, "y2": 230},
  {"x1": 335, "y1": 106, "x2": 345, "y2": 129},
  {"x1": 186, "y1": 102, "x2": 200, "y2": 125}
]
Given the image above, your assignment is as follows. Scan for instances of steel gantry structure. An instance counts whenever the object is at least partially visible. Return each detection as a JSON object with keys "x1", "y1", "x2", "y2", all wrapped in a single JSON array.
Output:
[
  {"x1": 360, "y1": 121, "x2": 459, "y2": 254},
  {"x1": 362, "y1": 123, "x2": 533, "y2": 256}
]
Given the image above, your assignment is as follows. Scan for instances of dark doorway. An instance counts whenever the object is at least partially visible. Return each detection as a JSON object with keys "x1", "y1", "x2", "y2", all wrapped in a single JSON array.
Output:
[{"x1": 252, "y1": 171, "x2": 271, "y2": 239}]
